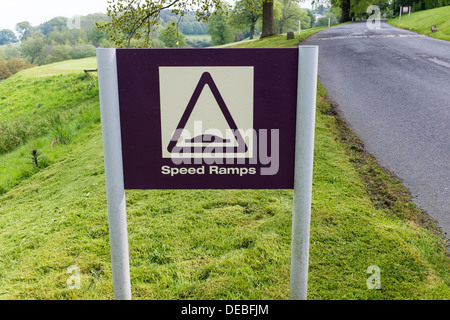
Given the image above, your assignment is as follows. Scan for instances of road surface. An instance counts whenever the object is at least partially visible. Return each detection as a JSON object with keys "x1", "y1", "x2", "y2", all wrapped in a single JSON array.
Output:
[{"x1": 302, "y1": 21, "x2": 450, "y2": 239}]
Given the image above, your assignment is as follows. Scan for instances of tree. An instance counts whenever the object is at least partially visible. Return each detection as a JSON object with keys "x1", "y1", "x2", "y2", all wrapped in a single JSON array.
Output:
[
  {"x1": 97, "y1": 0, "x2": 224, "y2": 48},
  {"x1": 207, "y1": 11, "x2": 235, "y2": 45},
  {"x1": 330, "y1": 0, "x2": 388, "y2": 22},
  {"x1": 39, "y1": 17, "x2": 68, "y2": 35},
  {"x1": 159, "y1": 21, "x2": 186, "y2": 47},
  {"x1": 306, "y1": 9, "x2": 315, "y2": 28},
  {"x1": 16, "y1": 21, "x2": 33, "y2": 41},
  {"x1": 19, "y1": 33, "x2": 47, "y2": 65},
  {"x1": 1, "y1": 44, "x2": 20, "y2": 60},
  {"x1": 350, "y1": 0, "x2": 376, "y2": 19},
  {"x1": 0, "y1": 29, "x2": 18, "y2": 45},
  {"x1": 276, "y1": 0, "x2": 310, "y2": 33},
  {"x1": 314, "y1": 12, "x2": 338, "y2": 26},
  {"x1": 231, "y1": 0, "x2": 263, "y2": 40},
  {"x1": 88, "y1": 26, "x2": 110, "y2": 47},
  {"x1": 261, "y1": 0, "x2": 275, "y2": 38}
]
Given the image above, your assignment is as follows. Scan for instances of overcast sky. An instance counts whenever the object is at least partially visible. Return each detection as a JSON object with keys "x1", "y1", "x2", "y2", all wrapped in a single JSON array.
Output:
[
  {"x1": 0, "y1": 0, "x2": 313, "y2": 33},
  {"x1": 0, "y1": 0, "x2": 109, "y2": 32}
]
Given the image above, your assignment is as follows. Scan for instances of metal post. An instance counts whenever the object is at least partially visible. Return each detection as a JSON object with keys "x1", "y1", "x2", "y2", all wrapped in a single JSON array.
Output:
[
  {"x1": 290, "y1": 45, "x2": 318, "y2": 300},
  {"x1": 328, "y1": 18, "x2": 330, "y2": 28},
  {"x1": 97, "y1": 48, "x2": 132, "y2": 300},
  {"x1": 299, "y1": 20, "x2": 301, "y2": 37}
]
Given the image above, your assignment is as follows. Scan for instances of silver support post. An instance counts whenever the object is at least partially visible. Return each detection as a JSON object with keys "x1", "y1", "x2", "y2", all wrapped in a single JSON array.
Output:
[
  {"x1": 290, "y1": 45, "x2": 319, "y2": 300},
  {"x1": 97, "y1": 48, "x2": 132, "y2": 300}
]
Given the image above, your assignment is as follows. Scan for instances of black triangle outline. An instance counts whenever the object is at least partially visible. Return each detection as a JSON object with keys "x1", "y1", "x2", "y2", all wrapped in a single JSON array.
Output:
[{"x1": 167, "y1": 72, "x2": 249, "y2": 155}]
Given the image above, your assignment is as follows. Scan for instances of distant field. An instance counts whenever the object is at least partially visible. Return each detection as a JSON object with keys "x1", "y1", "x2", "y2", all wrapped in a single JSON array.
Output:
[
  {"x1": 388, "y1": 6, "x2": 450, "y2": 41},
  {"x1": 185, "y1": 34, "x2": 211, "y2": 42},
  {"x1": 19, "y1": 57, "x2": 97, "y2": 77}
]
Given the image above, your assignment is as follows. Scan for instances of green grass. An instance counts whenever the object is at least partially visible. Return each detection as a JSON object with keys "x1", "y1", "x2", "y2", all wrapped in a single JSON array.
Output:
[
  {"x1": 19, "y1": 57, "x2": 97, "y2": 77},
  {"x1": 388, "y1": 6, "x2": 450, "y2": 41},
  {"x1": 217, "y1": 26, "x2": 329, "y2": 48},
  {"x1": 0, "y1": 29, "x2": 449, "y2": 299},
  {"x1": 0, "y1": 72, "x2": 100, "y2": 195}
]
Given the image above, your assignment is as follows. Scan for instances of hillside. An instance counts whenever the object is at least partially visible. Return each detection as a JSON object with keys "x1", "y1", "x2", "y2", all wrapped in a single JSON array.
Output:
[
  {"x1": 18, "y1": 57, "x2": 97, "y2": 77},
  {"x1": 388, "y1": 5, "x2": 450, "y2": 41},
  {"x1": 0, "y1": 48, "x2": 449, "y2": 299}
]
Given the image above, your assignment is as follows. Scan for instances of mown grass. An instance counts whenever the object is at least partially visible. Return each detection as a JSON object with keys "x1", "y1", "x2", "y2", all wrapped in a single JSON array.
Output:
[
  {"x1": 18, "y1": 57, "x2": 97, "y2": 77},
  {"x1": 0, "y1": 29, "x2": 449, "y2": 299},
  {"x1": 217, "y1": 26, "x2": 329, "y2": 48},
  {"x1": 388, "y1": 5, "x2": 450, "y2": 41},
  {"x1": 0, "y1": 72, "x2": 100, "y2": 195}
]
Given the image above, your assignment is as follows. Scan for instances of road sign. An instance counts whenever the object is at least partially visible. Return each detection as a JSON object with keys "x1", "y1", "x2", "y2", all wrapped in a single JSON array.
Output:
[
  {"x1": 399, "y1": 6, "x2": 411, "y2": 19},
  {"x1": 97, "y1": 46, "x2": 319, "y2": 300},
  {"x1": 115, "y1": 49, "x2": 300, "y2": 189}
]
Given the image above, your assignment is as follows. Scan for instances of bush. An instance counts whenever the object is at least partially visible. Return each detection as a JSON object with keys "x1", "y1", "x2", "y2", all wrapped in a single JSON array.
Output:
[
  {"x1": 45, "y1": 45, "x2": 72, "y2": 64},
  {"x1": 68, "y1": 44, "x2": 96, "y2": 59},
  {"x1": 0, "y1": 57, "x2": 34, "y2": 80},
  {"x1": 0, "y1": 59, "x2": 11, "y2": 80},
  {"x1": 314, "y1": 13, "x2": 338, "y2": 27}
]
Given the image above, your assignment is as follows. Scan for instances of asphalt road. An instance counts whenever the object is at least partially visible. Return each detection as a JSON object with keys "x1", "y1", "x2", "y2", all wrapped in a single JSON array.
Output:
[{"x1": 302, "y1": 21, "x2": 450, "y2": 239}]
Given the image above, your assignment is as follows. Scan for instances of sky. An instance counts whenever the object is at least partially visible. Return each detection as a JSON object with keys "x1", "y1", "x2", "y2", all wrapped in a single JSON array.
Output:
[
  {"x1": 0, "y1": 0, "x2": 314, "y2": 33},
  {"x1": 0, "y1": 0, "x2": 109, "y2": 32}
]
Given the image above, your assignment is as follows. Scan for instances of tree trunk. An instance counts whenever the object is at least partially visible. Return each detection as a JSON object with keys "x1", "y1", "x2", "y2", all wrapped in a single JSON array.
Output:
[
  {"x1": 341, "y1": 0, "x2": 351, "y2": 22},
  {"x1": 250, "y1": 24, "x2": 255, "y2": 40},
  {"x1": 261, "y1": 0, "x2": 275, "y2": 38}
]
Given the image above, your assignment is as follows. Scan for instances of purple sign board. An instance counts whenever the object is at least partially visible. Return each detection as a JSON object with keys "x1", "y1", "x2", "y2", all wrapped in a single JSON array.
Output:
[{"x1": 115, "y1": 49, "x2": 298, "y2": 189}]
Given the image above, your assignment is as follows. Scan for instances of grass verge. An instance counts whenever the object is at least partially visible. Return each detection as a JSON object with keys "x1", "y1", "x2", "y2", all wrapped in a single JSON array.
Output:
[
  {"x1": 217, "y1": 26, "x2": 329, "y2": 48},
  {"x1": 388, "y1": 6, "x2": 450, "y2": 41}
]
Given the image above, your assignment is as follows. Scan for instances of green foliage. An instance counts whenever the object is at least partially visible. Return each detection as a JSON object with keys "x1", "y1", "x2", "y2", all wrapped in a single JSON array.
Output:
[
  {"x1": 19, "y1": 33, "x2": 47, "y2": 65},
  {"x1": 0, "y1": 44, "x2": 20, "y2": 60},
  {"x1": 158, "y1": 21, "x2": 186, "y2": 48},
  {"x1": 276, "y1": 0, "x2": 311, "y2": 33},
  {"x1": 160, "y1": 10, "x2": 208, "y2": 35},
  {"x1": 396, "y1": 0, "x2": 450, "y2": 13},
  {"x1": 97, "y1": 0, "x2": 223, "y2": 48},
  {"x1": 0, "y1": 29, "x2": 19, "y2": 45},
  {"x1": 1, "y1": 13, "x2": 110, "y2": 70},
  {"x1": 231, "y1": 0, "x2": 263, "y2": 39},
  {"x1": 16, "y1": 21, "x2": 33, "y2": 41},
  {"x1": 68, "y1": 44, "x2": 97, "y2": 60},
  {"x1": 52, "y1": 125, "x2": 73, "y2": 145},
  {"x1": 207, "y1": 11, "x2": 235, "y2": 45},
  {"x1": 314, "y1": 13, "x2": 338, "y2": 27},
  {"x1": 306, "y1": 9, "x2": 315, "y2": 28},
  {"x1": 45, "y1": 45, "x2": 72, "y2": 64},
  {"x1": 0, "y1": 57, "x2": 33, "y2": 80}
]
